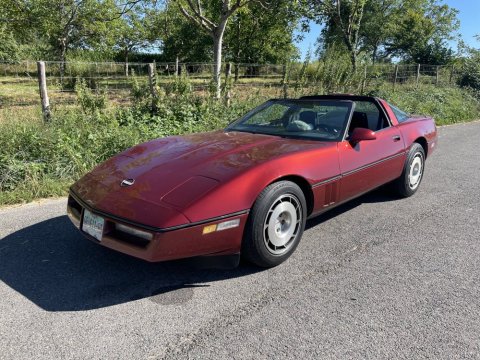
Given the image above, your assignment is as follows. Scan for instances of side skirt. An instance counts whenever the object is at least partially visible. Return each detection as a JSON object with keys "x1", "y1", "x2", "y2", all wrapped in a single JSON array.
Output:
[{"x1": 307, "y1": 182, "x2": 394, "y2": 221}]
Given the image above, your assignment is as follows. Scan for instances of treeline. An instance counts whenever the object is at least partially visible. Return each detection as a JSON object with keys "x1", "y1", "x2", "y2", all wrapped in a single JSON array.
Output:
[{"x1": 1, "y1": 0, "x2": 479, "y2": 96}]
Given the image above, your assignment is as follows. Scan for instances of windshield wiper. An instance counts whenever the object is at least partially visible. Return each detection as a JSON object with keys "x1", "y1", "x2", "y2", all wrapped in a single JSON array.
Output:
[{"x1": 226, "y1": 129, "x2": 259, "y2": 135}]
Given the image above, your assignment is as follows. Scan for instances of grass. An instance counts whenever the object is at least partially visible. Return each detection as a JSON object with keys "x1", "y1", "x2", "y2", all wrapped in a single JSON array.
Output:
[
  {"x1": 0, "y1": 74, "x2": 285, "y2": 116},
  {"x1": 0, "y1": 81, "x2": 479, "y2": 207}
]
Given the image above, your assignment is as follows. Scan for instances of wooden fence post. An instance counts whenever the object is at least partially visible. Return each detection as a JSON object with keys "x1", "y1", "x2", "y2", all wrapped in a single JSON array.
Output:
[
  {"x1": 148, "y1": 63, "x2": 157, "y2": 111},
  {"x1": 393, "y1": 65, "x2": 399, "y2": 91},
  {"x1": 416, "y1": 64, "x2": 421, "y2": 87},
  {"x1": 37, "y1": 61, "x2": 50, "y2": 122},
  {"x1": 224, "y1": 62, "x2": 232, "y2": 106},
  {"x1": 436, "y1": 66, "x2": 439, "y2": 86},
  {"x1": 281, "y1": 63, "x2": 289, "y2": 99},
  {"x1": 361, "y1": 65, "x2": 367, "y2": 95},
  {"x1": 234, "y1": 63, "x2": 240, "y2": 82}
]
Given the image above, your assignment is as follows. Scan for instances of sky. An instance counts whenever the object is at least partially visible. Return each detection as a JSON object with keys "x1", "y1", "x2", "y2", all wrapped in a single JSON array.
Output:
[{"x1": 295, "y1": 0, "x2": 480, "y2": 60}]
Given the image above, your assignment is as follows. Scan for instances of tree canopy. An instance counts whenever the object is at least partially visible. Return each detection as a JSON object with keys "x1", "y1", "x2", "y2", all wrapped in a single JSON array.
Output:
[
  {"x1": 0, "y1": 0, "x2": 467, "y2": 91},
  {"x1": 314, "y1": 0, "x2": 459, "y2": 67}
]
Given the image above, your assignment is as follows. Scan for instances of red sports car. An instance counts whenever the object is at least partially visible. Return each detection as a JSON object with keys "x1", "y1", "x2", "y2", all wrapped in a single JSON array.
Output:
[{"x1": 67, "y1": 95, "x2": 437, "y2": 267}]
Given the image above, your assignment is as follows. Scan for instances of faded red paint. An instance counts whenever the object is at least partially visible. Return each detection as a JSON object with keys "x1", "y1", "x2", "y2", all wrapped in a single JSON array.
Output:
[{"x1": 68, "y1": 96, "x2": 438, "y2": 262}]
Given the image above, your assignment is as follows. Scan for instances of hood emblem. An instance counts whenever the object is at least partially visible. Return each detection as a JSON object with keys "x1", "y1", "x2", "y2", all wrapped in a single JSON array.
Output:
[{"x1": 121, "y1": 178, "x2": 135, "y2": 187}]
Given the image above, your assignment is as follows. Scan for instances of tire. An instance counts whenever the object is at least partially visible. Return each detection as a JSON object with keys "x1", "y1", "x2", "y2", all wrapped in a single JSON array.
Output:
[
  {"x1": 242, "y1": 181, "x2": 307, "y2": 267},
  {"x1": 393, "y1": 143, "x2": 426, "y2": 198}
]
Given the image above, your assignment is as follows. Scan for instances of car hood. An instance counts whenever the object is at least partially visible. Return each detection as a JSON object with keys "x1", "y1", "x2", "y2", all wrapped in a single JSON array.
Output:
[{"x1": 71, "y1": 130, "x2": 330, "y2": 227}]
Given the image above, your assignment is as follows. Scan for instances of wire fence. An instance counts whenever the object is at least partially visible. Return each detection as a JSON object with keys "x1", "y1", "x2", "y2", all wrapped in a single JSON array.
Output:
[{"x1": 0, "y1": 60, "x2": 460, "y2": 109}]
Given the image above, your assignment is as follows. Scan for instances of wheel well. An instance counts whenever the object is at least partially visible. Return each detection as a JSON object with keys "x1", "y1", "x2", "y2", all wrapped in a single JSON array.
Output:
[
  {"x1": 270, "y1": 175, "x2": 314, "y2": 216},
  {"x1": 414, "y1": 137, "x2": 428, "y2": 158}
]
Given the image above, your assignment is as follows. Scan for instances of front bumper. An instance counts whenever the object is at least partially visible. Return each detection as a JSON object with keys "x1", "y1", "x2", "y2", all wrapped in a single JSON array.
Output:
[{"x1": 67, "y1": 193, "x2": 249, "y2": 262}]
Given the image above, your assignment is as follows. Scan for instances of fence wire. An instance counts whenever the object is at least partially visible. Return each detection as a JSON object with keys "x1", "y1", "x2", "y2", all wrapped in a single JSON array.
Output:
[{"x1": 0, "y1": 60, "x2": 459, "y2": 109}]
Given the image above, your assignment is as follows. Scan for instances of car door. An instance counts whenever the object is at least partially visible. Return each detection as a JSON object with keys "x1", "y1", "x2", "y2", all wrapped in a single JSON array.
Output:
[{"x1": 338, "y1": 107, "x2": 406, "y2": 202}]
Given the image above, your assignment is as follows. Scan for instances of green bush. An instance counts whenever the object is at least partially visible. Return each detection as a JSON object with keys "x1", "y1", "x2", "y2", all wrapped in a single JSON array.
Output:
[
  {"x1": 164, "y1": 69, "x2": 193, "y2": 97},
  {"x1": 75, "y1": 78, "x2": 107, "y2": 114},
  {"x1": 457, "y1": 54, "x2": 480, "y2": 93},
  {"x1": 368, "y1": 84, "x2": 480, "y2": 125}
]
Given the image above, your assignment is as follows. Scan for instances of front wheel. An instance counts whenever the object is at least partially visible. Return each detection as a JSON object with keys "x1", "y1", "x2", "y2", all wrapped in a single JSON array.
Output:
[
  {"x1": 393, "y1": 143, "x2": 425, "y2": 198},
  {"x1": 242, "y1": 181, "x2": 307, "y2": 267}
]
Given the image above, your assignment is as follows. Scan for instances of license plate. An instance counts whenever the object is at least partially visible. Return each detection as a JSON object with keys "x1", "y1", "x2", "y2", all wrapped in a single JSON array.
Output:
[{"x1": 82, "y1": 209, "x2": 105, "y2": 241}]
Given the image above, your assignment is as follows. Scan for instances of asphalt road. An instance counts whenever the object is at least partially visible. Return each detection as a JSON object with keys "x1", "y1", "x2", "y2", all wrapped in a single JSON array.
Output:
[{"x1": 1, "y1": 121, "x2": 479, "y2": 360}]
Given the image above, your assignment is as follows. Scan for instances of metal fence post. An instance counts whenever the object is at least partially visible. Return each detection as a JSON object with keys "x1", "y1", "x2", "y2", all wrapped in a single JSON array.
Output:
[{"x1": 37, "y1": 61, "x2": 50, "y2": 122}]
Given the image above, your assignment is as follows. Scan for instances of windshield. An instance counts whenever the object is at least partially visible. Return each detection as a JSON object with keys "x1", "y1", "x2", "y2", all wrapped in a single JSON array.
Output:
[{"x1": 226, "y1": 100, "x2": 354, "y2": 141}]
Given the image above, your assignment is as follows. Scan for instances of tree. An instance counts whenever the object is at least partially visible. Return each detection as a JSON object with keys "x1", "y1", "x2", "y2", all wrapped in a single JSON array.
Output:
[
  {"x1": 384, "y1": 0, "x2": 459, "y2": 63},
  {"x1": 313, "y1": 0, "x2": 367, "y2": 70},
  {"x1": 359, "y1": 0, "x2": 399, "y2": 64},
  {"x1": 407, "y1": 40, "x2": 454, "y2": 65},
  {"x1": 2, "y1": 0, "x2": 119, "y2": 74},
  {"x1": 224, "y1": 1, "x2": 302, "y2": 67},
  {"x1": 156, "y1": 3, "x2": 212, "y2": 62},
  {"x1": 112, "y1": 4, "x2": 162, "y2": 76},
  {"x1": 0, "y1": 25, "x2": 21, "y2": 61},
  {"x1": 314, "y1": 0, "x2": 459, "y2": 66},
  {"x1": 158, "y1": 0, "x2": 303, "y2": 67},
  {"x1": 176, "y1": 0, "x2": 269, "y2": 99},
  {"x1": 456, "y1": 37, "x2": 480, "y2": 91}
]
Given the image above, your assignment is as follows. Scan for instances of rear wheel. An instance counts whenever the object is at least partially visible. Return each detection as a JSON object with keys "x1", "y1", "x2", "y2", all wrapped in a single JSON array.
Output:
[
  {"x1": 393, "y1": 143, "x2": 425, "y2": 197},
  {"x1": 242, "y1": 181, "x2": 307, "y2": 267}
]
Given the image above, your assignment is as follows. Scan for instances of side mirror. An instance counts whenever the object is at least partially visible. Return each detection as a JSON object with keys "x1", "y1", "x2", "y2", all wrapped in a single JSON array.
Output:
[{"x1": 349, "y1": 127, "x2": 376, "y2": 144}]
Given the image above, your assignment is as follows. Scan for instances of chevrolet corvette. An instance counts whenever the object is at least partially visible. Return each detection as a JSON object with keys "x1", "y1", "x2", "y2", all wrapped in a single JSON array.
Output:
[{"x1": 67, "y1": 95, "x2": 437, "y2": 267}]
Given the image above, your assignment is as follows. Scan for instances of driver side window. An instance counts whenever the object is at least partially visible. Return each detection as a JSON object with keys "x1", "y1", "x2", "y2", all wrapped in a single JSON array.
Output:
[{"x1": 349, "y1": 101, "x2": 389, "y2": 134}]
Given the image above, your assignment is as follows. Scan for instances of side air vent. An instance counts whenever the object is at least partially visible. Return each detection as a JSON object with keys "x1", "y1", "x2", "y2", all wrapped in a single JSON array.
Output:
[{"x1": 323, "y1": 182, "x2": 338, "y2": 207}]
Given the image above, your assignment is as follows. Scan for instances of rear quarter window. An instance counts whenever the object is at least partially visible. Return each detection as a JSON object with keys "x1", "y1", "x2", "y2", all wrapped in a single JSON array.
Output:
[{"x1": 389, "y1": 103, "x2": 410, "y2": 123}]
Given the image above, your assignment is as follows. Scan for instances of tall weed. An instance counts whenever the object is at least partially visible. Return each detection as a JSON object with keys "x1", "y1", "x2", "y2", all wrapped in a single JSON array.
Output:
[{"x1": 75, "y1": 78, "x2": 107, "y2": 114}]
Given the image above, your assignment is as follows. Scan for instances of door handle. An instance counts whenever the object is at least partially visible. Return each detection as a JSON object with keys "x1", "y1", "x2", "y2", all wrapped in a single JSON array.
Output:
[{"x1": 392, "y1": 135, "x2": 401, "y2": 142}]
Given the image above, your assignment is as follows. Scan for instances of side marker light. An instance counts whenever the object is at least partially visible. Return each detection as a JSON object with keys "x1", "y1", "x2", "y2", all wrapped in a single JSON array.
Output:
[
  {"x1": 202, "y1": 224, "x2": 217, "y2": 234},
  {"x1": 202, "y1": 219, "x2": 240, "y2": 235}
]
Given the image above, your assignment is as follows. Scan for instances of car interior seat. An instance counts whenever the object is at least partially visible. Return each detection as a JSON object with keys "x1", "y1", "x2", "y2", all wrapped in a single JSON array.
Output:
[
  {"x1": 299, "y1": 111, "x2": 317, "y2": 129},
  {"x1": 349, "y1": 111, "x2": 369, "y2": 134}
]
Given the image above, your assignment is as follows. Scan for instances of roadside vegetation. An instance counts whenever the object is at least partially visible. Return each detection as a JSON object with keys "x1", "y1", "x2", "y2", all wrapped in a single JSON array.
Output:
[
  {"x1": 1, "y1": 0, "x2": 480, "y2": 205},
  {"x1": 1, "y1": 80, "x2": 479, "y2": 206},
  {"x1": 0, "y1": 89, "x2": 261, "y2": 205}
]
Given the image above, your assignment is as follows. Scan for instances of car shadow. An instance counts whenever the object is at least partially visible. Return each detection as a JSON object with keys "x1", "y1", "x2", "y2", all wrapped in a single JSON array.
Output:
[
  {"x1": 0, "y1": 215, "x2": 262, "y2": 312},
  {"x1": 0, "y1": 187, "x2": 398, "y2": 312}
]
